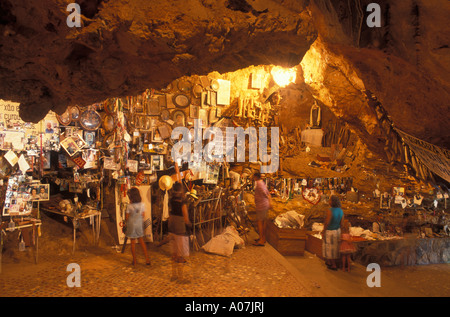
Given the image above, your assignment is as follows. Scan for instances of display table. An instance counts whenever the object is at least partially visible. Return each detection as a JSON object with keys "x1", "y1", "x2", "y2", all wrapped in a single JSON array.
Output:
[
  {"x1": 306, "y1": 231, "x2": 367, "y2": 260},
  {"x1": 0, "y1": 219, "x2": 42, "y2": 273},
  {"x1": 41, "y1": 207, "x2": 101, "y2": 254}
]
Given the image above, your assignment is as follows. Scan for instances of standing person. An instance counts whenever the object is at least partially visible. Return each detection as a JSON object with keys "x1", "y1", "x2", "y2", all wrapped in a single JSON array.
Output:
[
  {"x1": 169, "y1": 163, "x2": 192, "y2": 282},
  {"x1": 253, "y1": 171, "x2": 271, "y2": 246},
  {"x1": 125, "y1": 187, "x2": 151, "y2": 267},
  {"x1": 321, "y1": 195, "x2": 344, "y2": 270},
  {"x1": 340, "y1": 220, "x2": 356, "y2": 272}
]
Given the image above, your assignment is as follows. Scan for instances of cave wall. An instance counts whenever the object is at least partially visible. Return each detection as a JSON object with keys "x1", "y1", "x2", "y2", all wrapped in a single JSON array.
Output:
[
  {"x1": 309, "y1": 0, "x2": 450, "y2": 148},
  {"x1": 0, "y1": 0, "x2": 448, "y2": 166},
  {"x1": 0, "y1": 0, "x2": 316, "y2": 123}
]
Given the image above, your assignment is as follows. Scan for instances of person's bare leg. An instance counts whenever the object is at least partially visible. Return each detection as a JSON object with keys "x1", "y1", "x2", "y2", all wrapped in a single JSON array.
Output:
[
  {"x1": 342, "y1": 255, "x2": 346, "y2": 271},
  {"x1": 260, "y1": 219, "x2": 267, "y2": 243},
  {"x1": 138, "y1": 237, "x2": 150, "y2": 264},
  {"x1": 255, "y1": 220, "x2": 265, "y2": 244},
  {"x1": 130, "y1": 239, "x2": 137, "y2": 267}
]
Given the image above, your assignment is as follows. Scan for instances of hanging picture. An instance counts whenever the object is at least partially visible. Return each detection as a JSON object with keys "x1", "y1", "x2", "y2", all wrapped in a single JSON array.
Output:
[
  {"x1": 216, "y1": 79, "x2": 231, "y2": 105},
  {"x1": 127, "y1": 159, "x2": 138, "y2": 173},
  {"x1": 102, "y1": 114, "x2": 115, "y2": 133},
  {"x1": 190, "y1": 105, "x2": 199, "y2": 119},
  {"x1": 204, "y1": 164, "x2": 220, "y2": 184},
  {"x1": 160, "y1": 109, "x2": 170, "y2": 121},
  {"x1": 199, "y1": 109, "x2": 209, "y2": 126},
  {"x1": 147, "y1": 98, "x2": 160, "y2": 116},
  {"x1": 84, "y1": 131, "x2": 95, "y2": 148},
  {"x1": 380, "y1": 193, "x2": 391, "y2": 209},
  {"x1": 2, "y1": 177, "x2": 35, "y2": 216},
  {"x1": 158, "y1": 125, "x2": 171, "y2": 140},
  {"x1": 57, "y1": 109, "x2": 71, "y2": 126},
  {"x1": 60, "y1": 136, "x2": 81, "y2": 156},
  {"x1": 104, "y1": 157, "x2": 120, "y2": 170},
  {"x1": 70, "y1": 154, "x2": 87, "y2": 169},
  {"x1": 172, "y1": 93, "x2": 190, "y2": 109},
  {"x1": 151, "y1": 155, "x2": 164, "y2": 171},
  {"x1": 69, "y1": 105, "x2": 81, "y2": 122},
  {"x1": 172, "y1": 110, "x2": 186, "y2": 128},
  {"x1": 83, "y1": 149, "x2": 98, "y2": 169},
  {"x1": 79, "y1": 107, "x2": 102, "y2": 131}
]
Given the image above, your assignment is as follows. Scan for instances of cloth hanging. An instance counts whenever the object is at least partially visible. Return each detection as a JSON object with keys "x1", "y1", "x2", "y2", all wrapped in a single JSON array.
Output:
[
  {"x1": 301, "y1": 129, "x2": 324, "y2": 146},
  {"x1": 162, "y1": 190, "x2": 169, "y2": 221}
]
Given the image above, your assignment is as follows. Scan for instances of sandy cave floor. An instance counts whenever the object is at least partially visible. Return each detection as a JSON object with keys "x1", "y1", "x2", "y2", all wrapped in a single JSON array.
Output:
[{"x1": 0, "y1": 211, "x2": 449, "y2": 298}]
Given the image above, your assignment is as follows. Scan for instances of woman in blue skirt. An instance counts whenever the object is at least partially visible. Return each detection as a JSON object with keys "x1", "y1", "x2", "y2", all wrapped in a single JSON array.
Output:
[{"x1": 126, "y1": 187, "x2": 150, "y2": 267}]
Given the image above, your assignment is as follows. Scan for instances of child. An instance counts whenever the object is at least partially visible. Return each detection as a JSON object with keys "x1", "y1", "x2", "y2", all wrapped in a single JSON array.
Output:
[{"x1": 340, "y1": 220, "x2": 356, "y2": 272}]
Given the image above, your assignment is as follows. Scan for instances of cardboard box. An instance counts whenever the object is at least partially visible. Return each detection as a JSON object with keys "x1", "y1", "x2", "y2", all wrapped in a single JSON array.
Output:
[
  {"x1": 306, "y1": 231, "x2": 324, "y2": 259},
  {"x1": 266, "y1": 221, "x2": 306, "y2": 256}
]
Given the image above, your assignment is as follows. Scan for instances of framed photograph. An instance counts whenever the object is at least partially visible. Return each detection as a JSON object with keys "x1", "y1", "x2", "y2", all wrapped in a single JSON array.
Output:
[
  {"x1": 60, "y1": 136, "x2": 81, "y2": 156},
  {"x1": 160, "y1": 109, "x2": 170, "y2": 121},
  {"x1": 57, "y1": 109, "x2": 71, "y2": 126},
  {"x1": 79, "y1": 108, "x2": 102, "y2": 131},
  {"x1": 204, "y1": 164, "x2": 220, "y2": 184},
  {"x1": 134, "y1": 95, "x2": 144, "y2": 113},
  {"x1": 2, "y1": 178, "x2": 35, "y2": 216},
  {"x1": 102, "y1": 114, "x2": 115, "y2": 133},
  {"x1": 147, "y1": 98, "x2": 160, "y2": 116},
  {"x1": 392, "y1": 187, "x2": 405, "y2": 196},
  {"x1": 69, "y1": 105, "x2": 81, "y2": 122},
  {"x1": 103, "y1": 156, "x2": 120, "y2": 170},
  {"x1": 151, "y1": 155, "x2": 164, "y2": 171},
  {"x1": 172, "y1": 110, "x2": 186, "y2": 128},
  {"x1": 380, "y1": 193, "x2": 391, "y2": 209},
  {"x1": 127, "y1": 159, "x2": 138, "y2": 173},
  {"x1": 190, "y1": 105, "x2": 199, "y2": 119},
  {"x1": 104, "y1": 99, "x2": 116, "y2": 115},
  {"x1": 84, "y1": 131, "x2": 95, "y2": 148}
]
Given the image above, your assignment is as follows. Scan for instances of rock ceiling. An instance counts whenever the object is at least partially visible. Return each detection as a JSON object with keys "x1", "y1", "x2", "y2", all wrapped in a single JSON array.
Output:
[{"x1": 0, "y1": 0, "x2": 449, "y2": 156}]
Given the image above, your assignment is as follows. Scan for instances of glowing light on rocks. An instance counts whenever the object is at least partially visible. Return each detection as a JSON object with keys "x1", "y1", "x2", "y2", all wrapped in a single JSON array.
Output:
[{"x1": 271, "y1": 66, "x2": 297, "y2": 87}]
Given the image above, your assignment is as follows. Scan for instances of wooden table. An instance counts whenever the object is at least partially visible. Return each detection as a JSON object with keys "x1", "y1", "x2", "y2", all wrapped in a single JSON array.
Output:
[
  {"x1": 0, "y1": 219, "x2": 42, "y2": 273},
  {"x1": 41, "y1": 208, "x2": 101, "y2": 254}
]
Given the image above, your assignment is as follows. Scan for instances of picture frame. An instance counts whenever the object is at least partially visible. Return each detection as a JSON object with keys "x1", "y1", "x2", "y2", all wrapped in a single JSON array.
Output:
[
  {"x1": 151, "y1": 155, "x2": 164, "y2": 171},
  {"x1": 160, "y1": 109, "x2": 170, "y2": 121},
  {"x1": 57, "y1": 109, "x2": 71, "y2": 126},
  {"x1": 147, "y1": 98, "x2": 160, "y2": 116},
  {"x1": 84, "y1": 131, "x2": 96, "y2": 148},
  {"x1": 60, "y1": 136, "x2": 81, "y2": 156},
  {"x1": 172, "y1": 110, "x2": 186, "y2": 128},
  {"x1": 69, "y1": 105, "x2": 81, "y2": 122},
  {"x1": 190, "y1": 105, "x2": 199, "y2": 119},
  {"x1": 79, "y1": 107, "x2": 102, "y2": 131},
  {"x1": 102, "y1": 114, "x2": 116, "y2": 133},
  {"x1": 380, "y1": 193, "x2": 391, "y2": 209},
  {"x1": 204, "y1": 164, "x2": 220, "y2": 184},
  {"x1": 2, "y1": 178, "x2": 36, "y2": 216},
  {"x1": 28, "y1": 183, "x2": 50, "y2": 202}
]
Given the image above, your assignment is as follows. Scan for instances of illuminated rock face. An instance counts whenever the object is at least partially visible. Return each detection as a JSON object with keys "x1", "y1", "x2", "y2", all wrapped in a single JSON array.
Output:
[
  {"x1": 0, "y1": 0, "x2": 449, "y2": 151},
  {"x1": 0, "y1": 0, "x2": 316, "y2": 122}
]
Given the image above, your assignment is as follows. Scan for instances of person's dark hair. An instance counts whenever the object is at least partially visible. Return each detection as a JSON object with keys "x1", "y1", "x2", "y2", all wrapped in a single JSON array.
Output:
[
  {"x1": 330, "y1": 195, "x2": 341, "y2": 208},
  {"x1": 172, "y1": 182, "x2": 185, "y2": 200},
  {"x1": 253, "y1": 171, "x2": 261, "y2": 180},
  {"x1": 173, "y1": 182, "x2": 183, "y2": 192},
  {"x1": 127, "y1": 187, "x2": 142, "y2": 204}
]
